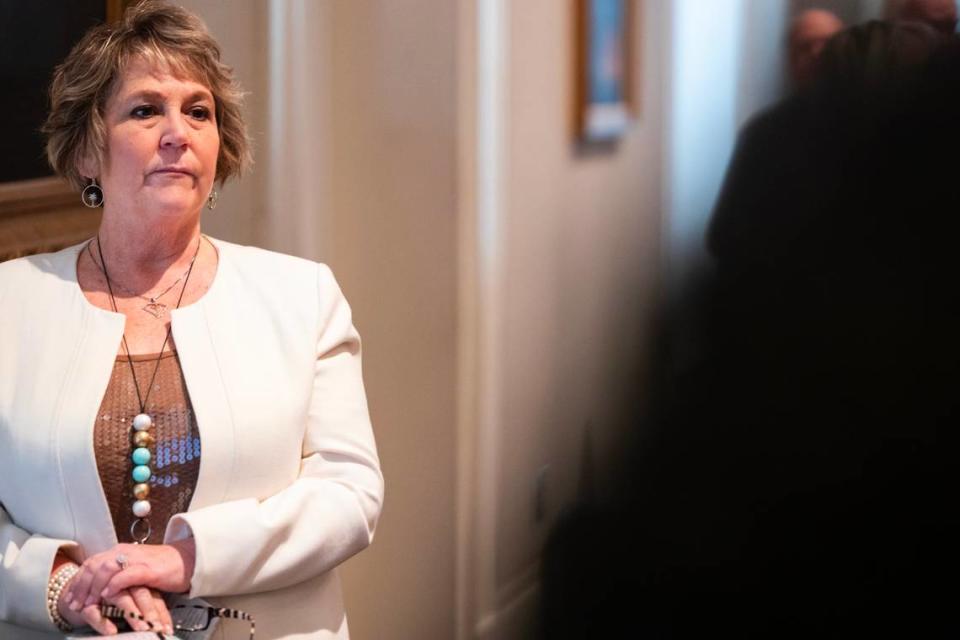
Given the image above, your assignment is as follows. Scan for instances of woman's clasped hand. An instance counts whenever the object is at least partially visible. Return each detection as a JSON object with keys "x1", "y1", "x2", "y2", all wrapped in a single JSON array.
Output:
[
  {"x1": 59, "y1": 583, "x2": 171, "y2": 636},
  {"x1": 59, "y1": 540, "x2": 195, "y2": 635}
]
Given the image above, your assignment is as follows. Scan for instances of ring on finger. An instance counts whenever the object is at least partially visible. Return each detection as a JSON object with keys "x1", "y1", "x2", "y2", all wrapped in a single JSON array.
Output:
[{"x1": 115, "y1": 553, "x2": 129, "y2": 570}]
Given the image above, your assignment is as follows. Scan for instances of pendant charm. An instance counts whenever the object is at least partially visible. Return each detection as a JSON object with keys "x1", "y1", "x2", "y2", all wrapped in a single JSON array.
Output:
[
  {"x1": 142, "y1": 301, "x2": 168, "y2": 318},
  {"x1": 132, "y1": 413, "x2": 153, "y2": 431},
  {"x1": 130, "y1": 518, "x2": 151, "y2": 544}
]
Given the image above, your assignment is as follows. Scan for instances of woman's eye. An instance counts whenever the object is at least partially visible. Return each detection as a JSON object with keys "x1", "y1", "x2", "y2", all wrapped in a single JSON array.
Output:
[
  {"x1": 131, "y1": 105, "x2": 157, "y2": 119},
  {"x1": 189, "y1": 106, "x2": 211, "y2": 120}
]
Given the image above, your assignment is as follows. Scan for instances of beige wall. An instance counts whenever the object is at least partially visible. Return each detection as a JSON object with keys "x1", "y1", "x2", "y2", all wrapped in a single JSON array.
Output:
[
  {"x1": 178, "y1": 0, "x2": 266, "y2": 248},
  {"x1": 480, "y1": 0, "x2": 665, "y2": 633},
  {"x1": 325, "y1": 2, "x2": 460, "y2": 639},
  {"x1": 184, "y1": 2, "x2": 460, "y2": 638}
]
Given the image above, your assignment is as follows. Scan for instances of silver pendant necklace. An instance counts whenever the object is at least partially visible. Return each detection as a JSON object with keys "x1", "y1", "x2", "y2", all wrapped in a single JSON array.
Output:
[{"x1": 86, "y1": 242, "x2": 200, "y2": 318}]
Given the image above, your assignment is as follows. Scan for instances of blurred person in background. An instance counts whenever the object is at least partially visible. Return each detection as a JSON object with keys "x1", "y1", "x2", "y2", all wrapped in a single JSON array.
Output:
[
  {"x1": 0, "y1": 2, "x2": 382, "y2": 638},
  {"x1": 789, "y1": 9, "x2": 845, "y2": 89}
]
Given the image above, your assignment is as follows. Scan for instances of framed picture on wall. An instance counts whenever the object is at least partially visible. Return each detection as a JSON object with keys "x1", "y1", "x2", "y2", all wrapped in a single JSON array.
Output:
[
  {"x1": 0, "y1": 0, "x2": 134, "y2": 261},
  {"x1": 575, "y1": 0, "x2": 637, "y2": 143}
]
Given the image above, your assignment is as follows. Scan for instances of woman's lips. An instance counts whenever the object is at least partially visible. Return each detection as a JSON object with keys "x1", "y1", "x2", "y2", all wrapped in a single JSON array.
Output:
[{"x1": 153, "y1": 167, "x2": 194, "y2": 177}]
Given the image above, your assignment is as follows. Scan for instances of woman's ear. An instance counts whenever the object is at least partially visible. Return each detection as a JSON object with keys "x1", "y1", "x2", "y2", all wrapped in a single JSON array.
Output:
[{"x1": 77, "y1": 151, "x2": 100, "y2": 182}]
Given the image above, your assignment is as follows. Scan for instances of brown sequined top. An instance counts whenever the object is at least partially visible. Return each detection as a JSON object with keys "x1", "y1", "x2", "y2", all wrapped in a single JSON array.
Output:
[{"x1": 93, "y1": 351, "x2": 201, "y2": 545}]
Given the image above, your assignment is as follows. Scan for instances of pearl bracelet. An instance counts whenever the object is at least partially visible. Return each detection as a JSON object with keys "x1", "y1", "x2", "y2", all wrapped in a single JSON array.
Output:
[{"x1": 47, "y1": 563, "x2": 79, "y2": 632}]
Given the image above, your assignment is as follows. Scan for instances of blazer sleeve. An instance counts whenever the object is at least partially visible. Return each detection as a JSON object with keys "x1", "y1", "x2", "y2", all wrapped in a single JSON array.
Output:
[
  {"x1": 0, "y1": 504, "x2": 79, "y2": 631},
  {"x1": 164, "y1": 264, "x2": 384, "y2": 597}
]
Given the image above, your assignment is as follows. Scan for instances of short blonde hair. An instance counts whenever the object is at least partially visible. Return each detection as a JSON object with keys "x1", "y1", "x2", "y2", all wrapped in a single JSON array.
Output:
[{"x1": 43, "y1": 0, "x2": 252, "y2": 191}]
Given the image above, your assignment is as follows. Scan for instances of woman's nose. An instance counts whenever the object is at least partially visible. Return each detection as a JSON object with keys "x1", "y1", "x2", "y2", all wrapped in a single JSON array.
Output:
[{"x1": 160, "y1": 113, "x2": 189, "y2": 148}]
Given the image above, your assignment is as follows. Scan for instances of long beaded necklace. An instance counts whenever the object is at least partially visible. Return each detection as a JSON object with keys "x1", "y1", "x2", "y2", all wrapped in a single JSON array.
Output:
[{"x1": 94, "y1": 234, "x2": 202, "y2": 543}]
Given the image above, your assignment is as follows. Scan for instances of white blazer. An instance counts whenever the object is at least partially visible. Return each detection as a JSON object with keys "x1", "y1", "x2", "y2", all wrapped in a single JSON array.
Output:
[{"x1": 0, "y1": 238, "x2": 383, "y2": 639}]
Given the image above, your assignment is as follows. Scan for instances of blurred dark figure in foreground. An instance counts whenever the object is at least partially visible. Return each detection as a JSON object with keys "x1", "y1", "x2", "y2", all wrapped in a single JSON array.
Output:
[
  {"x1": 898, "y1": 0, "x2": 958, "y2": 35},
  {"x1": 542, "y1": 21, "x2": 960, "y2": 639},
  {"x1": 789, "y1": 9, "x2": 844, "y2": 90}
]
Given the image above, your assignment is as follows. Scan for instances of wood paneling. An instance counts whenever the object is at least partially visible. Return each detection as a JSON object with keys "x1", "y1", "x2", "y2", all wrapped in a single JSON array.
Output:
[{"x1": 0, "y1": 178, "x2": 99, "y2": 261}]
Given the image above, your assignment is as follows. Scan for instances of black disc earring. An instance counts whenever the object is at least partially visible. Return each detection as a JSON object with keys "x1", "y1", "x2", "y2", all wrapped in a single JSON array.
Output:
[{"x1": 82, "y1": 178, "x2": 104, "y2": 208}]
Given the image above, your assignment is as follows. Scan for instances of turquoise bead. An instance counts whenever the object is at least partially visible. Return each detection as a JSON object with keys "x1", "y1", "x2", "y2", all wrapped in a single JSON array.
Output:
[
  {"x1": 131, "y1": 447, "x2": 151, "y2": 465},
  {"x1": 132, "y1": 465, "x2": 151, "y2": 483}
]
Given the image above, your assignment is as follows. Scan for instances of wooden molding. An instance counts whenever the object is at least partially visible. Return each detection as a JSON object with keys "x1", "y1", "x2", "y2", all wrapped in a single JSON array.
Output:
[
  {"x1": 0, "y1": 177, "x2": 100, "y2": 262},
  {"x1": 0, "y1": 176, "x2": 76, "y2": 216}
]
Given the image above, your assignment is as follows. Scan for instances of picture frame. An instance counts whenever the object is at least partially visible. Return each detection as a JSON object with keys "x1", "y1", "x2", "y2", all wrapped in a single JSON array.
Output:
[
  {"x1": 575, "y1": 0, "x2": 638, "y2": 143},
  {"x1": 0, "y1": 0, "x2": 137, "y2": 261}
]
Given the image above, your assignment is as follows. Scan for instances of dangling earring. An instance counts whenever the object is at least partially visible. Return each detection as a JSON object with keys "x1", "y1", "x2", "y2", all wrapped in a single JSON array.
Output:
[
  {"x1": 81, "y1": 178, "x2": 104, "y2": 208},
  {"x1": 206, "y1": 189, "x2": 219, "y2": 210}
]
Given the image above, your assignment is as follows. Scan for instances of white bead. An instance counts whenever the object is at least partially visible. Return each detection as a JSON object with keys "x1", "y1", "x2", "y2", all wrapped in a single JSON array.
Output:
[
  {"x1": 132, "y1": 500, "x2": 152, "y2": 518},
  {"x1": 133, "y1": 413, "x2": 153, "y2": 431}
]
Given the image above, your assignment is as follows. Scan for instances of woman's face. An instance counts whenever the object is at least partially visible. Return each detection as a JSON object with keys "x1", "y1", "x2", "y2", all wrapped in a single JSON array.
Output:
[{"x1": 94, "y1": 58, "x2": 220, "y2": 219}]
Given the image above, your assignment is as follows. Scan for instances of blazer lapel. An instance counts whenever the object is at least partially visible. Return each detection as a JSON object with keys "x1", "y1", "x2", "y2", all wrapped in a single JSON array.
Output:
[
  {"x1": 170, "y1": 242, "x2": 236, "y2": 512},
  {"x1": 56, "y1": 244, "x2": 125, "y2": 553}
]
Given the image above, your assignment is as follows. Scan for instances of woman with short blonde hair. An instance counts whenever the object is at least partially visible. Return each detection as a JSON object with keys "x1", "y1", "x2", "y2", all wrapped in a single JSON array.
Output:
[
  {"x1": 0, "y1": 2, "x2": 382, "y2": 638},
  {"x1": 43, "y1": 0, "x2": 252, "y2": 191}
]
